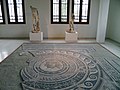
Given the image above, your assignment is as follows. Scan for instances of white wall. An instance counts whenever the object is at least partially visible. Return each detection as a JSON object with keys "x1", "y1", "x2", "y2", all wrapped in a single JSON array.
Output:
[
  {"x1": 96, "y1": 0, "x2": 110, "y2": 43},
  {"x1": 0, "y1": 0, "x2": 100, "y2": 39},
  {"x1": 106, "y1": 0, "x2": 120, "y2": 43}
]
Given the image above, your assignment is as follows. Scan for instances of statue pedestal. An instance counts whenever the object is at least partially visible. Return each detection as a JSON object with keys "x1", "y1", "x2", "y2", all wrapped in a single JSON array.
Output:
[
  {"x1": 29, "y1": 32, "x2": 43, "y2": 41},
  {"x1": 65, "y1": 31, "x2": 78, "y2": 42}
]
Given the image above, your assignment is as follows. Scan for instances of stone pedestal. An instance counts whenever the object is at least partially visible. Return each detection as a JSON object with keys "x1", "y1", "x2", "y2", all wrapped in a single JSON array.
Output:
[
  {"x1": 29, "y1": 32, "x2": 43, "y2": 41},
  {"x1": 65, "y1": 31, "x2": 78, "y2": 42}
]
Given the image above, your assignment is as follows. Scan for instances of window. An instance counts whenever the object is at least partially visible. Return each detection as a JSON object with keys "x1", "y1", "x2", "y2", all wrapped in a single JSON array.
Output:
[
  {"x1": 51, "y1": 0, "x2": 70, "y2": 24},
  {"x1": 72, "y1": 0, "x2": 90, "y2": 24},
  {"x1": 6, "y1": 0, "x2": 25, "y2": 24},
  {"x1": 51, "y1": 0, "x2": 90, "y2": 24},
  {"x1": 0, "y1": 0, "x2": 5, "y2": 24}
]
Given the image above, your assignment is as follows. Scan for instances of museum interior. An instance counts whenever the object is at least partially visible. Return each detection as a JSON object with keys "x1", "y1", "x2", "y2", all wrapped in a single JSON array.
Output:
[{"x1": 0, "y1": 0, "x2": 120, "y2": 90}]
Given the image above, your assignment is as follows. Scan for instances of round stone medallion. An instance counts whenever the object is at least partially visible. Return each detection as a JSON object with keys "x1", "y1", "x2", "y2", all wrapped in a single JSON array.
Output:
[{"x1": 40, "y1": 59, "x2": 64, "y2": 72}]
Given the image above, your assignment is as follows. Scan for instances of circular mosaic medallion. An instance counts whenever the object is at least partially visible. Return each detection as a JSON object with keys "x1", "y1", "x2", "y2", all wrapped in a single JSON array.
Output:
[
  {"x1": 21, "y1": 50, "x2": 101, "y2": 90},
  {"x1": 40, "y1": 59, "x2": 64, "y2": 72}
]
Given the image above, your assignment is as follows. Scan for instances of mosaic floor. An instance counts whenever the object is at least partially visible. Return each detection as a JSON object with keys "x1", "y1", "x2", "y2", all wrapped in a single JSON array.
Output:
[{"x1": 0, "y1": 43, "x2": 120, "y2": 90}]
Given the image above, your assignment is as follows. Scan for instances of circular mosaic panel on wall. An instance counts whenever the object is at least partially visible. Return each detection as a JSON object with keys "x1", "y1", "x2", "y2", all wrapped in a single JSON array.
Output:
[{"x1": 21, "y1": 49, "x2": 101, "y2": 90}]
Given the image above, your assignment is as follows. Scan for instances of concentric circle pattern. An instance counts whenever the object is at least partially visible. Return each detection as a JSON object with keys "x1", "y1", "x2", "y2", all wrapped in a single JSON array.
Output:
[{"x1": 21, "y1": 49, "x2": 101, "y2": 90}]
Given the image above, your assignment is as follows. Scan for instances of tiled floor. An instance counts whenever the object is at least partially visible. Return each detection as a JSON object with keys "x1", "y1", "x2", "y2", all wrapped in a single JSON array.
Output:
[
  {"x1": 101, "y1": 39, "x2": 120, "y2": 58},
  {"x1": 0, "y1": 39, "x2": 28, "y2": 62},
  {"x1": 0, "y1": 39, "x2": 120, "y2": 63}
]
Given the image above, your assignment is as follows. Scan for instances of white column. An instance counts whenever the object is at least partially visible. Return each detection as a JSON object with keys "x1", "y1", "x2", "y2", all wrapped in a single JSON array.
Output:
[
  {"x1": 69, "y1": 0, "x2": 72, "y2": 17},
  {"x1": 96, "y1": 0, "x2": 110, "y2": 43}
]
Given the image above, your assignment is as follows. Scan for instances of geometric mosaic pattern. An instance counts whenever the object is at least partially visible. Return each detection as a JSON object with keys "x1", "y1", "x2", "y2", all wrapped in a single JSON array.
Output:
[
  {"x1": 19, "y1": 43, "x2": 120, "y2": 90},
  {"x1": 21, "y1": 49, "x2": 101, "y2": 90},
  {"x1": 0, "y1": 43, "x2": 120, "y2": 90}
]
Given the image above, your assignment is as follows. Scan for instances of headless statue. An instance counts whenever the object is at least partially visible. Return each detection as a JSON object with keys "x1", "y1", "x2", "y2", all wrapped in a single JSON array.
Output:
[
  {"x1": 30, "y1": 6, "x2": 40, "y2": 33},
  {"x1": 66, "y1": 13, "x2": 75, "y2": 33}
]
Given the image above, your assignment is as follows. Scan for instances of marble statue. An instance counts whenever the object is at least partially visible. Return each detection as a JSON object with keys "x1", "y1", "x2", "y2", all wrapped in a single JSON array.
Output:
[
  {"x1": 67, "y1": 13, "x2": 75, "y2": 33},
  {"x1": 30, "y1": 6, "x2": 40, "y2": 33}
]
